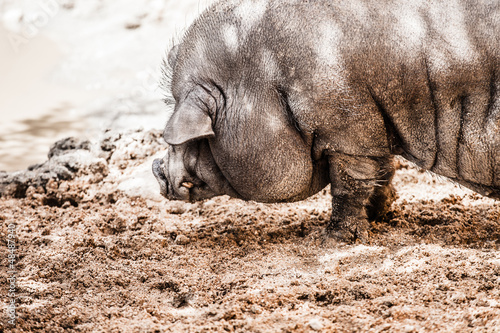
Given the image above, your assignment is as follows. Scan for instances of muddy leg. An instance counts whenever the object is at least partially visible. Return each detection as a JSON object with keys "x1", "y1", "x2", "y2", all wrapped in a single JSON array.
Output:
[
  {"x1": 366, "y1": 160, "x2": 396, "y2": 220},
  {"x1": 327, "y1": 153, "x2": 394, "y2": 242}
]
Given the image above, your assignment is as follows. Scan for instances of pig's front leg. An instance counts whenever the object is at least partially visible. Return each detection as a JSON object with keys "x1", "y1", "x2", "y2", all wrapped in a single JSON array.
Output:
[{"x1": 327, "y1": 153, "x2": 395, "y2": 242}]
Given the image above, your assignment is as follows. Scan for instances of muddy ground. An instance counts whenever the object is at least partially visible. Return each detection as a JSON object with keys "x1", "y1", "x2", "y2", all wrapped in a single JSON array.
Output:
[{"x1": 1, "y1": 129, "x2": 499, "y2": 332}]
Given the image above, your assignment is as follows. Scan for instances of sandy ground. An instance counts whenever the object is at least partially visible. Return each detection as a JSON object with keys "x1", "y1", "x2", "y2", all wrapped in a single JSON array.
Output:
[{"x1": 1, "y1": 129, "x2": 499, "y2": 332}]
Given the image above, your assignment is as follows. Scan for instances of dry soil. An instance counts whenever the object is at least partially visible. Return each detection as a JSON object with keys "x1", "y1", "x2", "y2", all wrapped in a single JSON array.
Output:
[{"x1": 1, "y1": 129, "x2": 499, "y2": 332}]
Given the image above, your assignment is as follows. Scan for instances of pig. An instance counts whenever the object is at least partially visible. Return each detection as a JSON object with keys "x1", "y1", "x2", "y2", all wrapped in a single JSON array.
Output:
[{"x1": 153, "y1": 0, "x2": 500, "y2": 241}]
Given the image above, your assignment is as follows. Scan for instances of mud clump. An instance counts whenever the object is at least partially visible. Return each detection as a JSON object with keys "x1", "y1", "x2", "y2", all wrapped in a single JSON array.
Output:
[
  {"x1": 0, "y1": 130, "x2": 499, "y2": 332},
  {"x1": 0, "y1": 137, "x2": 107, "y2": 201}
]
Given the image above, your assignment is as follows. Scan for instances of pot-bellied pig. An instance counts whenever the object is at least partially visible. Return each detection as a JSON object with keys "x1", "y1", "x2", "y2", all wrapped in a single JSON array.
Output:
[{"x1": 153, "y1": 0, "x2": 499, "y2": 241}]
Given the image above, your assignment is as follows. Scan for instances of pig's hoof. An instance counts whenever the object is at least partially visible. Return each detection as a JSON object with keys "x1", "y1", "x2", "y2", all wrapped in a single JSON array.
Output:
[
  {"x1": 366, "y1": 184, "x2": 397, "y2": 220},
  {"x1": 327, "y1": 217, "x2": 369, "y2": 243}
]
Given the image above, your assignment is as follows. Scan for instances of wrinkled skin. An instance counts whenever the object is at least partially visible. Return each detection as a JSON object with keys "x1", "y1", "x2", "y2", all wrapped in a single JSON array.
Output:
[{"x1": 153, "y1": 0, "x2": 500, "y2": 242}]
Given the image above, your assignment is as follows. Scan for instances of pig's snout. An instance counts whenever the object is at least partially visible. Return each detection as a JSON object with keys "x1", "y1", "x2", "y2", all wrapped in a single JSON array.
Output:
[
  {"x1": 153, "y1": 157, "x2": 192, "y2": 200},
  {"x1": 153, "y1": 158, "x2": 169, "y2": 197}
]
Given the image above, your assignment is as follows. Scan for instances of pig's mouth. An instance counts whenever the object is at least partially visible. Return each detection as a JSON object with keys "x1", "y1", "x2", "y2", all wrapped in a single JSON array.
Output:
[{"x1": 152, "y1": 158, "x2": 210, "y2": 201}]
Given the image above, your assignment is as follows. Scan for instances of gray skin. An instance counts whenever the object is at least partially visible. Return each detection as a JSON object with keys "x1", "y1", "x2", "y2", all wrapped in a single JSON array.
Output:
[{"x1": 153, "y1": 0, "x2": 500, "y2": 242}]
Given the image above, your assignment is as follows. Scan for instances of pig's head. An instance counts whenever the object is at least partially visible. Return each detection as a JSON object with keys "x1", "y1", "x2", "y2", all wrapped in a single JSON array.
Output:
[{"x1": 153, "y1": 4, "x2": 330, "y2": 203}]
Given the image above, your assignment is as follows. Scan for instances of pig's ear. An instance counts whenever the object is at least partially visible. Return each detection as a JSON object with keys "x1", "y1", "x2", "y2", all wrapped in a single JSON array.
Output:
[{"x1": 163, "y1": 104, "x2": 215, "y2": 145}]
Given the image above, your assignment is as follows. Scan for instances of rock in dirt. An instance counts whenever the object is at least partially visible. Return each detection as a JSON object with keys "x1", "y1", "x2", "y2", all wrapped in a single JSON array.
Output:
[
  {"x1": 308, "y1": 318, "x2": 324, "y2": 331},
  {"x1": 175, "y1": 234, "x2": 190, "y2": 245}
]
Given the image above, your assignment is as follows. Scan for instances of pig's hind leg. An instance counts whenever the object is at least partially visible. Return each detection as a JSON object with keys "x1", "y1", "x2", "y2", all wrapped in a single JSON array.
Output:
[
  {"x1": 327, "y1": 153, "x2": 395, "y2": 242},
  {"x1": 366, "y1": 160, "x2": 396, "y2": 220}
]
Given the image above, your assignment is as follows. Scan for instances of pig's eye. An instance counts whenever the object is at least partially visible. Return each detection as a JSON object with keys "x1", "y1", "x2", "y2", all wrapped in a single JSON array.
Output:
[
  {"x1": 210, "y1": 81, "x2": 227, "y2": 109},
  {"x1": 196, "y1": 81, "x2": 226, "y2": 115}
]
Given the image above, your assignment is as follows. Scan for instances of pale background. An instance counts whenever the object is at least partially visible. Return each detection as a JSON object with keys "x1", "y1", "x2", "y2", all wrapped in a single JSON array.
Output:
[{"x1": 0, "y1": 0, "x2": 214, "y2": 171}]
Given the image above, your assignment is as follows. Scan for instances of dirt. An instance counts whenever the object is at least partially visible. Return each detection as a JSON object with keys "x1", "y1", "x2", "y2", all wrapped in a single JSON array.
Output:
[{"x1": 1, "y1": 129, "x2": 500, "y2": 332}]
